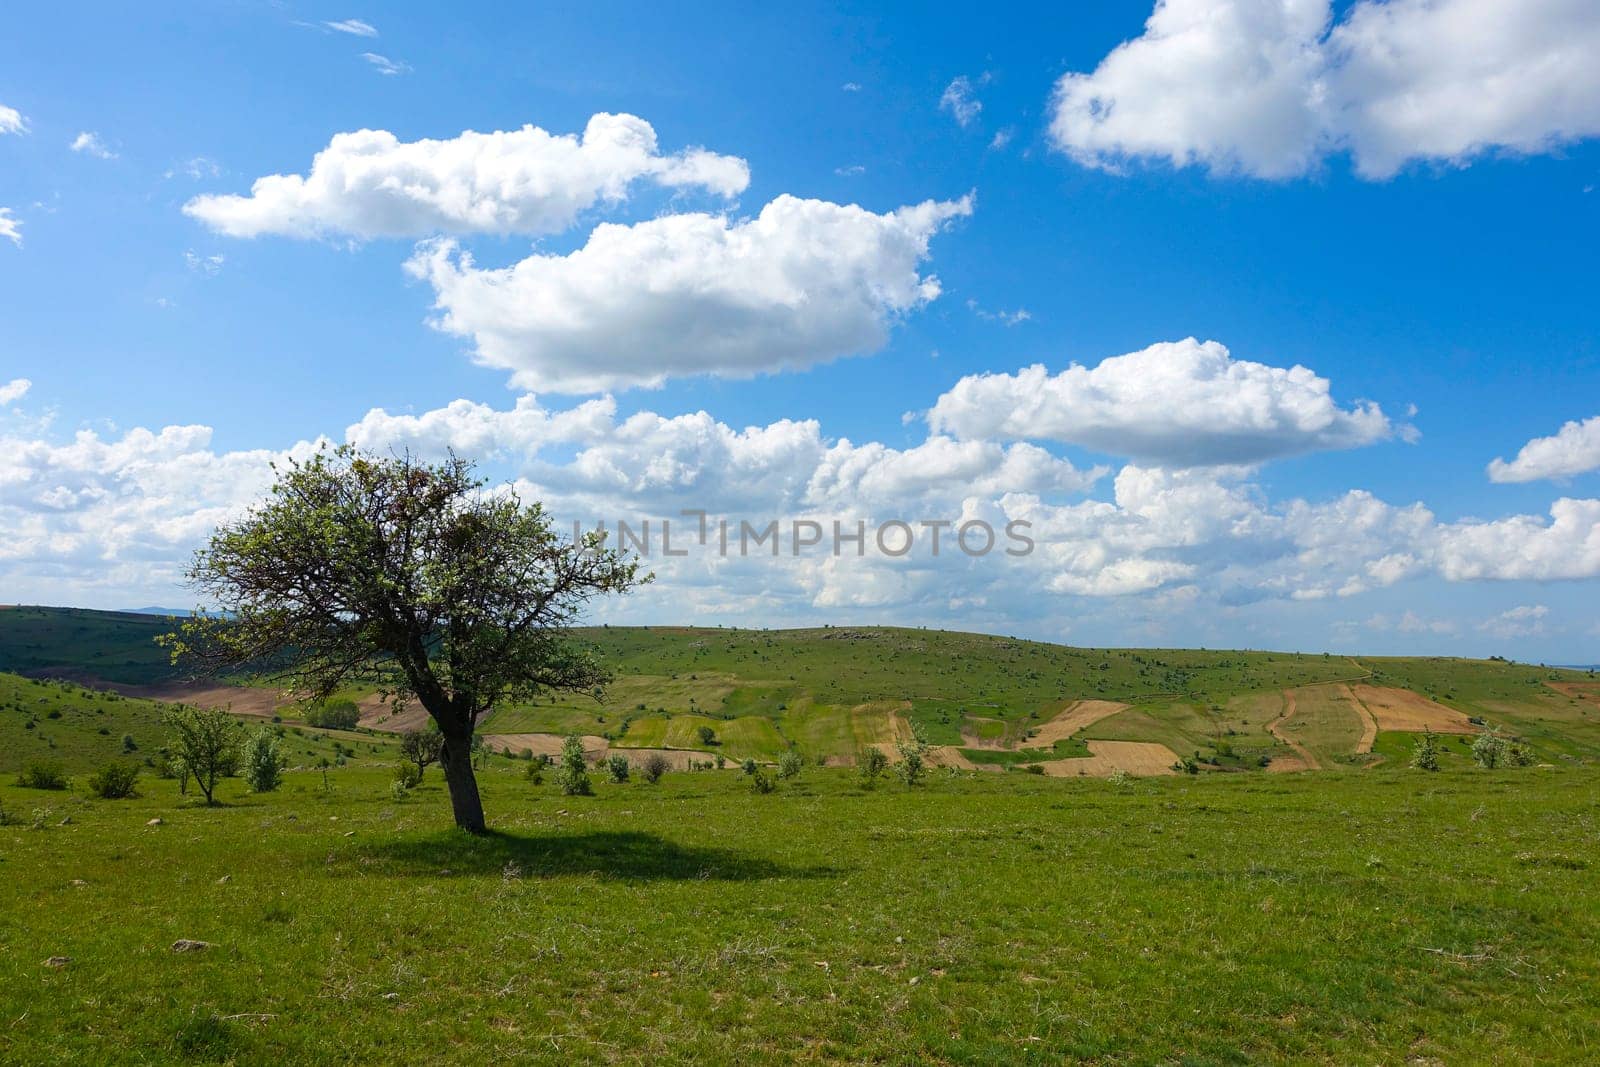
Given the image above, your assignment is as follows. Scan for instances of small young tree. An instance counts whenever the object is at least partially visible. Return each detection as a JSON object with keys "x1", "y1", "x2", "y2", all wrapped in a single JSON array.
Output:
[
  {"x1": 165, "y1": 706, "x2": 242, "y2": 805},
  {"x1": 777, "y1": 749, "x2": 804, "y2": 780},
  {"x1": 605, "y1": 754, "x2": 631, "y2": 783},
  {"x1": 399, "y1": 727, "x2": 444, "y2": 782},
  {"x1": 697, "y1": 725, "x2": 717, "y2": 746},
  {"x1": 242, "y1": 727, "x2": 284, "y2": 793},
  {"x1": 1410, "y1": 728, "x2": 1440, "y2": 771},
  {"x1": 166, "y1": 447, "x2": 646, "y2": 832},
  {"x1": 895, "y1": 736, "x2": 928, "y2": 786},
  {"x1": 1472, "y1": 727, "x2": 1508, "y2": 769},
  {"x1": 858, "y1": 746, "x2": 888, "y2": 782},
  {"x1": 741, "y1": 758, "x2": 758, "y2": 776},
  {"x1": 557, "y1": 734, "x2": 592, "y2": 796}
]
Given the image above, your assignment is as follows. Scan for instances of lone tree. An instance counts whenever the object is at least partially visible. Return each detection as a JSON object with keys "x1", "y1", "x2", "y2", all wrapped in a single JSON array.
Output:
[
  {"x1": 167, "y1": 447, "x2": 646, "y2": 832},
  {"x1": 399, "y1": 727, "x2": 445, "y2": 782},
  {"x1": 165, "y1": 705, "x2": 243, "y2": 805}
]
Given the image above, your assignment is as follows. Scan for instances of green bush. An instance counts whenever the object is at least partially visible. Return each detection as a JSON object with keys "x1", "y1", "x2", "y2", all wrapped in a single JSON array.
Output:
[
  {"x1": 87, "y1": 761, "x2": 140, "y2": 799},
  {"x1": 895, "y1": 737, "x2": 928, "y2": 786},
  {"x1": 606, "y1": 754, "x2": 631, "y2": 783},
  {"x1": 741, "y1": 758, "x2": 758, "y2": 776},
  {"x1": 1410, "y1": 728, "x2": 1440, "y2": 771},
  {"x1": 393, "y1": 762, "x2": 422, "y2": 791},
  {"x1": 697, "y1": 725, "x2": 717, "y2": 746},
  {"x1": 16, "y1": 761, "x2": 68, "y2": 790},
  {"x1": 1472, "y1": 728, "x2": 1508, "y2": 769},
  {"x1": 557, "y1": 734, "x2": 592, "y2": 796},
  {"x1": 242, "y1": 728, "x2": 285, "y2": 793},
  {"x1": 304, "y1": 699, "x2": 361, "y2": 730},
  {"x1": 777, "y1": 750, "x2": 804, "y2": 780},
  {"x1": 858, "y1": 747, "x2": 888, "y2": 781},
  {"x1": 750, "y1": 770, "x2": 775, "y2": 794}
]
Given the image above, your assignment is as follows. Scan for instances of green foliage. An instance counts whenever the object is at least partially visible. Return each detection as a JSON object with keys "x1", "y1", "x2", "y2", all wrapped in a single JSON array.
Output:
[
  {"x1": 304, "y1": 699, "x2": 361, "y2": 730},
  {"x1": 393, "y1": 761, "x2": 422, "y2": 791},
  {"x1": 749, "y1": 769, "x2": 774, "y2": 794},
  {"x1": 1411, "y1": 728, "x2": 1440, "y2": 771},
  {"x1": 87, "y1": 761, "x2": 140, "y2": 799},
  {"x1": 858, "y1": 746, "x2": 888, "y2": 781},
  {"x1": 1472, "y1": 728, "x2": 1509, "y2": 769},
  {"x1": 777, "y1": 749, "x2": 804, "y2": 780},
  {"x1": 894, "y1": 736, "x2": 928, "y2": 786},
  {"x1": 399, "y1": 727, "x2": 444, "y2": 779},
  {"x1": 605, "y1": 754, "x2": 630, "y2": 783},
  {"x1": 243, "y1": 728, "x2": 285, "y2": 793},
  {"x1": 639, "y1": 752, "x2": 669, "y2": 784},
  {"x1": 16, "y1": 760, "x2": 68, "y2": 790},
  {"x1": 164, "y1": 705, "x2": 242, "y2": 805},
  {"x1": 696, "y1": 724, "x2": 717, "y2": 746},
  {"x1": 741, "y1": 758, "x2": 757, "y2": 776},
  {"x1": 557, "y1": 734, "x2": 592, "y2": 797},
  {"x1": 166, "y1": 447, "x2": 648, "y2": 832}
]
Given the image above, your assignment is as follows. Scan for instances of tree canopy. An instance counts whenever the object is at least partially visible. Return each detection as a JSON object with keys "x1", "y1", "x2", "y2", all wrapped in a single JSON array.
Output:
[{"x1": 167, "y1": 446, "x2": 647, "y2": 831}]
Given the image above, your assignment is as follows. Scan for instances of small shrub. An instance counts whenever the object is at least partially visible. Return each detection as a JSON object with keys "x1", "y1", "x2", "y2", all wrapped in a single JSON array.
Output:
[
  {"x1": 87, "y1": 761, "x2": 140, "y2": 799},
  {"x1": 640, "y1": 752, "x2": 670, "y2": 784},
  {"x1": 524, "y1": 761, "x2": 544, "y2": 785},
  {"x1": 242, "y1": 728, "x2": 285, "y2": 793},
  {"x1": 697, "y1": 725, "x2": 717, "y2": 746},
  {"x1": 16, "y1": 761, "x2": 68, "y2": 790},
  {"x1": 741, "y1": 758, "x2": 758, "y2": 776},
  {"x1": 1410, "y1": 728, "x2": 1440, "y2": 771},
  {"x1": 557, "y1": 734, "x2": 592, "y2": 796},
  {"x1": 1472, "y1": 728, "x2": 1508, "y2": 769},
  {"x1": 393, "y1": 761, "x2": 422, "y2": 790},
  {"x1": 120, "y1": 733, "x2": 138, "y2": 753},
  {"x1": 1022, "y1": 763, "x2": 1045, "y2": 775},
  {"x1": 858, "y1": 746, "x2": 888, "y2": 781},
  {"x1": 1175, "y1": 756, "x2": 1199, "y2": 775},
  {"x1": 749, "y1": 770, "x2": 775, "y2": 794},
  {"x1": 777, "y1": 750, "x2": 804, "y2": 780},
  {"x1": 606, "y1": 754, "x2": 631, "y2": 783},
  {"x1": 390, "y1": 778, "x2": 410, "y2": 802},
  {"x1": 895, "y1": 737, "x2": 928, "y2": 786},
  {"x1": 1108, "y1": 768, "x2": 1134, "y2": 786}
]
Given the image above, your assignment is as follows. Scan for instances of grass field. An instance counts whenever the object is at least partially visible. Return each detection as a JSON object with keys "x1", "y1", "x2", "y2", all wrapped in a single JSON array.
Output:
[{"x1": 3, "y1": 762, "x2": 1597, "y2": 1063}]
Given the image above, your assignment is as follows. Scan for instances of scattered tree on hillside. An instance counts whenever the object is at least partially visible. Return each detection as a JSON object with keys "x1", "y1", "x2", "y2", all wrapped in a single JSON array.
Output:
[
  {"x1": 243, "y1": 727, "x2": 285, "y2": 793},
  {"x1": 399, "y1": 727, "x2": 444, "y2": 781},
  {"x1": 697, "y1": 725, "x2": 717, "y2": 746},
  {"x1": 305, "y1": 698, "x2": 361, "y2": 730},
  {"x1": 558, "y1": 733, "x2": 593, "y2": 796},
  {"x1": 1472, "y1": 727, "x2": 1508, "y2": 769},
  {"x1": 166, "y1": 447, "x2": 646, "y2": 832},
  {"x1": 165, "y1": 706, "x2": 242, "y2": 805},
  {"x1": 1411, "y1": 728, "x2": 1440, "y2": 771}
]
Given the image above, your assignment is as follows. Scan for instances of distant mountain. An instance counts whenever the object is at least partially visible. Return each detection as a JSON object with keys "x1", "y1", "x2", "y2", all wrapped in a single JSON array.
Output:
[{"x1": 120, "y1": 606, "x2": 227, "y2": 618}]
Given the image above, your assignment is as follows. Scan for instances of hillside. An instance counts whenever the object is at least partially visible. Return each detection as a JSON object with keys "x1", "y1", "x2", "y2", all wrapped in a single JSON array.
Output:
[{"x1": 3, "y1": 606, "x2": 1596, "y2": 775}]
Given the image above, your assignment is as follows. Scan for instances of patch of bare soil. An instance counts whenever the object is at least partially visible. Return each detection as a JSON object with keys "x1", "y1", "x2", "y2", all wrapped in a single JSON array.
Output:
[
  {"x1": 478, "y1": 734, "x2": 731, "y2": 771},
  {"x1": 1027, "y1": 700, "x2": 1130, "y2": 747},
  {"x1": 1350, "y1": 685, "x2": 1474, "y2": 734},
  {"x1": 1266, "y1": 690, "x2": 1318, "y2": 771},
  {"x1": 355, "y1": 697, "x2": 428, "y2": 733},
  {"x1": 1038, "y1": 740, "x2": 1180, "y2": 778}
]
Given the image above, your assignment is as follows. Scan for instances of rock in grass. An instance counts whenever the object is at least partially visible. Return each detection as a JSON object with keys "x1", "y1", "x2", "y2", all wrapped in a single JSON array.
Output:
[
  {"x1": 44, "y1": 957, "x2": 70, "y2": 969},
  {"x1": 171, "y1": 939, "x2": 212, "y2": 953}
]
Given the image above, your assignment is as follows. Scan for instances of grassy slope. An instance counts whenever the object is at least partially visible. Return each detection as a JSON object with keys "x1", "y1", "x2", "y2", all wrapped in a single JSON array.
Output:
[
  {"x1": 2, "y1": 764, "x2": 1597, "y2": 1063},
  {"x1": 0, "y1": 673, "x2": 398, "y2": 775},
  {"x1": 6, "y1": 608, "x2": 1597, "y2": 768}
]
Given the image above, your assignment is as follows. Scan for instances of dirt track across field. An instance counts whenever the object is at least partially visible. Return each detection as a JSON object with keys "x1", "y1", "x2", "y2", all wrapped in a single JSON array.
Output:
[{"x1": 1266, "y1": 690, "x2": 1318, "y2": 771}]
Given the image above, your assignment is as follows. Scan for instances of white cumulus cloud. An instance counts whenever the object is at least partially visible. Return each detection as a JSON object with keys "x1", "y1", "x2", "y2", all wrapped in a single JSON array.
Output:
[
  {"x1": 0, "y1": 208, "x2": 20, "y2": 248},
  {"x1": 405, "y1": 192, "x2": 974, "y2": 393},
  {"x1": 184, "y1": 113, "x2": 750, "y2": 240},
  {"x1": 0, "y1": 378, "x2": 31, "y2": 405},
  {"x1": 70, "y1": 131, "x2": 117, "y2": 159},
  {"x1": 928, "y1": 337, "x2": 1399, "y2": 466},
  {"x1": 1488, "y1": 415, "x2": 1600, "y2": 483},
  {"x1": 1048, "y1": 0, "x2": 1600, "y2": 179},
  {"x1": 0, "y1": 104, "x2": 27, "y2": 136},
  {"x1": 940, "y1": 75, "x2": 987, "y2": 128}
]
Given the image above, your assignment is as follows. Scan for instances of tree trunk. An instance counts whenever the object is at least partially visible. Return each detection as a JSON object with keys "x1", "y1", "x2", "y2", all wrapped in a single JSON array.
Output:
[{"x1": 440, "y1": 733, "x2": 487, "y2": 833}]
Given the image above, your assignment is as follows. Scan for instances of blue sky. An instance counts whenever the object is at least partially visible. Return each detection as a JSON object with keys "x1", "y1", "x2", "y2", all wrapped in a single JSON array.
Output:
[{"x1": 2, "y1": 1, "x2": 1598, "y2": 660}]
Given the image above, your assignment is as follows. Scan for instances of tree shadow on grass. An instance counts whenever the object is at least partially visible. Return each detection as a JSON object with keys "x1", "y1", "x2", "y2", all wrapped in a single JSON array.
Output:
[{"x1": 358, "y1": 828, "x2": 838, "y2": 882}]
